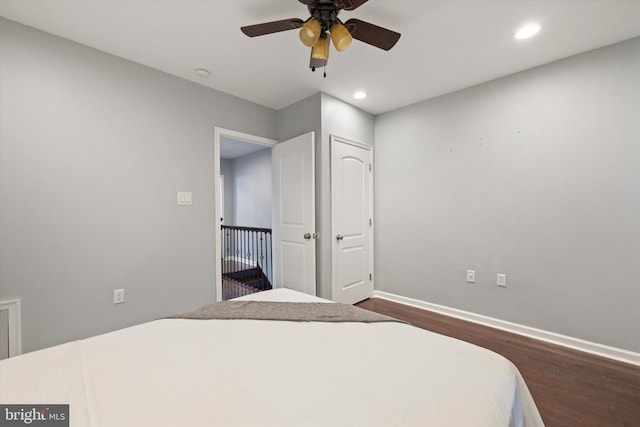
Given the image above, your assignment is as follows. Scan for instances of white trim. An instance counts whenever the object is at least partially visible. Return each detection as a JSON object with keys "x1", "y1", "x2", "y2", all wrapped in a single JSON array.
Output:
[
  {"x1": 330, "y1": 135, "x2": 372, "y2": 150},
  {"x1": 0, "y1": 299, "x2": 22, "y2": 357},
  {"x1": 214, "y1": 127, "x2": 277, "y2": 301},
  {"x1": 374, "y1": 290, "x2": 640, "y2": 367},
  {"x1": 215, "y1": 128, "x2": 277, "y2": 149}
]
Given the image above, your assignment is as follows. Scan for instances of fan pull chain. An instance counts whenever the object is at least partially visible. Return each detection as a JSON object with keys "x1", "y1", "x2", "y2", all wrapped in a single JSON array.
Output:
[{"x1": 310, "y1": 65, "x2": 327, "y2": 78}]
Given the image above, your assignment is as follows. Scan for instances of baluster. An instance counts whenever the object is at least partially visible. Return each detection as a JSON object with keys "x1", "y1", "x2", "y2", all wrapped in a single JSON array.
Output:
[{"x1": 220, "y1": 225, "x2": 273, "y2": 297}]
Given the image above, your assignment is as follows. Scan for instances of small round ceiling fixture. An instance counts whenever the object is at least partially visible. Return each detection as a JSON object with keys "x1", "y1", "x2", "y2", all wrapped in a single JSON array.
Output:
[
  {"x1": 515, "y1": 23, "x2": 541, "y2": 40},
  {"x1": 353, "y1": 91, "x2": 367, "y2": 100},
  {"x1": 195, "y1": 68, "x2": 210, "y2": 78}
]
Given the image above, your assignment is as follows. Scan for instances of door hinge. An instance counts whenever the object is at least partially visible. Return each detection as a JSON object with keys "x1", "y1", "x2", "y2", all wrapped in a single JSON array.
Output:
[
  {"x1": 369, "y1": 218, "x2": 372, "y2": 226},
  {"x1": 369, "y1": 163, "x2": 372, "y2": 172},
  {"x1": 369, "y1": 273, "x2": 372, "y2": 281}
]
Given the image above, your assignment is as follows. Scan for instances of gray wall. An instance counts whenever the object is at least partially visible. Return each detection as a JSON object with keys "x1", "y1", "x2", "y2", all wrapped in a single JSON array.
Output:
[
  {"x1": 230, "y1": 148, "x2": 272, "y2": 228},
  {"x1": 0, "y1": 18, "x2": 277, "y2": 352},
  {"x1": 276, "y1": 92, "x2": 322, "y2": 143},
  {"x1": 374, "y1": 37, "x2": 640, "y2": 352}
]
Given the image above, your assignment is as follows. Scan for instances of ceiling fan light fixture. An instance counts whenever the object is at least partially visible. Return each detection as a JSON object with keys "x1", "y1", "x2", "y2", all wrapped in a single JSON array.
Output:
[
  {"x1": 330, "y1": 22, "x2": 352, "y2": 51},
  {"x1": 241, "y1": 1, "x2": 401, "y2": 71},
  {"x1": 299, "y1": 18, "x2": 322, "y2": 47},
  {"x1": 311, "y1": 35, "x2": 330, "y2": 61}
]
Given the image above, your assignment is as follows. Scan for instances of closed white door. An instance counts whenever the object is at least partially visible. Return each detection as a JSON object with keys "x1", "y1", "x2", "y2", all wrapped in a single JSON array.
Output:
[
  {"x1": 272, "y1": 132, "x2": 316, "y2": 295},
  {"x1": 331, "y1": 136, "x2": 373, "y2": 304}
]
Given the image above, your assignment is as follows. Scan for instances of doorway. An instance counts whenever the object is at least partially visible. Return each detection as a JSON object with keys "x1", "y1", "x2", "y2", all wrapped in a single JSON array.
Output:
[
  {"x1": 214, "y1": 129, "x2": 317, "y2": 301},
  {"x1": 214, "y1": 128, "x2": 277, "y2": 301}
]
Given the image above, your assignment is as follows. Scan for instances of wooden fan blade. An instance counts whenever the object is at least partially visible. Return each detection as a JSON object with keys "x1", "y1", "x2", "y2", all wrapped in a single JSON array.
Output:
[
  {"x1": 343, "y1": 18, "x2": 401, "y2": 50},
  {"x1": 241, "y1": 18, "x2": 304, "y2": 37},
  {"x1": 298, "y1": 0, "x2": 315, "y2": 5},
  {"x1": 338, "y1": 0, "x2": 369, "y2": 11}
]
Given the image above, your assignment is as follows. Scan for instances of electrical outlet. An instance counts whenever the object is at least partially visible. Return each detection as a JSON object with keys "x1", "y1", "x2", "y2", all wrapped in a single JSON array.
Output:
[
  {"x1": 113, "y1": 289, "x2": 125, "y2": 304},
  {"x1": 466, "y1": 270, "x2": 476, "y2": 283},
  {"x1": 497, "y1": 274, "x2": 507, "y2": 288}
]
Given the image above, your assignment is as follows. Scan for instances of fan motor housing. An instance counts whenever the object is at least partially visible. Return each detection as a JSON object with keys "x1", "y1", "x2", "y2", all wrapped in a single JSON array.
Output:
[{"x1": 308, "y1": 1, "x2": 341, "y2": 31}]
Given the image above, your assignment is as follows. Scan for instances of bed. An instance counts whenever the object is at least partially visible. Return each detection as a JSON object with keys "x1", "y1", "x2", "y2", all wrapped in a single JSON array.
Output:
[{"x1": 0, "y1": 288, "x2": 544, "y2": 426}]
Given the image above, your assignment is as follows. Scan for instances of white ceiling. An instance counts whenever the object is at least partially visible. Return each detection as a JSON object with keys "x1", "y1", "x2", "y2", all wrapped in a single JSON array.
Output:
[
  {"x1": 220, "y1": 136, "x2": 269, "y2": 159},
  {"x1": 1, "y1": 0, "x2": 639, "y2": 116}
]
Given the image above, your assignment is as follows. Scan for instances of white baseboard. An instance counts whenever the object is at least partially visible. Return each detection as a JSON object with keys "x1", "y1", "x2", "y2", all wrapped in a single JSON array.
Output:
[{"x1": 374, "y1": 290, "x2": 640, "y2": 367}]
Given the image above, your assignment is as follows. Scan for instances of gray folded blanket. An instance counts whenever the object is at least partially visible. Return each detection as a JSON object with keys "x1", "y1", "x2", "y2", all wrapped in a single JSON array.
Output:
[{"x1": 167, "y1": 300, "x2": 404, "y2": 324}]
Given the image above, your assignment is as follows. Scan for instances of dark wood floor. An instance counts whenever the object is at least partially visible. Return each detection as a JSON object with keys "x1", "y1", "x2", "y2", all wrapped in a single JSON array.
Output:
[{"x1": 356, "y1": 298, "x2": 640, "y2": 427}]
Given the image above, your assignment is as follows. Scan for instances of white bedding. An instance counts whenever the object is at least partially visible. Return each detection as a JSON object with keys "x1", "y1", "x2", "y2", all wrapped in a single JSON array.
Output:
[{"x1": 0, "y1": 289, "x2": 544, "y2": 426}]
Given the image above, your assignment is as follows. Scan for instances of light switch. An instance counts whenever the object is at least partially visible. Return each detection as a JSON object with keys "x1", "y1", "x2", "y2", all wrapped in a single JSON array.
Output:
[
  {"x1": 497, "y1": 273, "x2": 507, "y2": 287},
  {"x1": 177, "y1": 192, "x2": 192, "y2": 206}
]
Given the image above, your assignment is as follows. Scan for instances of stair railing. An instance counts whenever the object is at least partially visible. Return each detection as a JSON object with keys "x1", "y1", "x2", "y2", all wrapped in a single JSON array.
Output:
[{"x1": 221, "y1": 225, "x2": 273, "y2": 287}]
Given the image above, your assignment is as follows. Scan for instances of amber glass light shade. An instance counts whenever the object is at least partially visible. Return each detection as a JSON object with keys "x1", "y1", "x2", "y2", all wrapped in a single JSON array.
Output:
[
  {"x1": 299, "y1": 19, "x2": 321, "y2": 47},
  {"x1": 330, "y1": 22, "x2": 352, "y2": 51},
  {"x1": 311, "y1": 36, "x2": 330, "y2": 61}
]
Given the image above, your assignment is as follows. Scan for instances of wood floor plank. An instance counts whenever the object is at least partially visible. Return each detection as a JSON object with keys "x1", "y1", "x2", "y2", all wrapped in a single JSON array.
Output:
[{"x1": 356, "y1": 298, "x2": 640, "y2": 427}]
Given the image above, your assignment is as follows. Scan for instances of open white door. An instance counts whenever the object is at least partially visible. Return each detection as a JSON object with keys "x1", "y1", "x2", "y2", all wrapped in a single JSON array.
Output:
[
  {"x1": 272, "y1": 132, "x2": 316, "y2": 295},
  {"x1": 331, "y1": 136, "x2": 373, "y2": 304}
]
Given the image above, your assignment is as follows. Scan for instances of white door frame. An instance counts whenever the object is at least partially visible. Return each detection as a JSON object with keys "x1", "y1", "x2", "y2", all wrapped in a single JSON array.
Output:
[
  {"x1": 214, "y1": 127, "x2": 277, "y2": 301},
  {"x1": 330, "y1": 135, "x2": 374, "y2": 302}
]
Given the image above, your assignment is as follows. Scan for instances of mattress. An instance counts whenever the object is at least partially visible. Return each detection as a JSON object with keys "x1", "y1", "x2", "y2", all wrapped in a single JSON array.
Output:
[{"x1": 0, "y1": 288, "x2": 544, "y2": 426}]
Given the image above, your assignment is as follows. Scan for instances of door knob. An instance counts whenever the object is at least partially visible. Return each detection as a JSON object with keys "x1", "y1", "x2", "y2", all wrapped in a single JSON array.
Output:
[
  {"x1": 336, "y1": 234, "x2": 344, "y2": 241},
  {"x1": 304, "y1": 233, "x2": 312, "y2": 240}
]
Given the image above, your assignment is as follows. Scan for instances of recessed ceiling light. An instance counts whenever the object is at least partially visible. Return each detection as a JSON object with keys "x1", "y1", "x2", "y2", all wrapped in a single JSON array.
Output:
[
  {"x1": 353, "y1": 91, "x2": 367, "y2": 99},
  {"x1": 515, "y1": 23, "x2": 541, "y2": 40},
  {"x1": 195, "y1": 68, "x2": 210, "y2": 78}
]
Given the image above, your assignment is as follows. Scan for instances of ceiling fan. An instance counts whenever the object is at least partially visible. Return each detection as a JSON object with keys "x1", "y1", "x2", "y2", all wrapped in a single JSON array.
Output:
[{"x1": 241, "y1": 0, "x2": 401, "y2": 73}]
